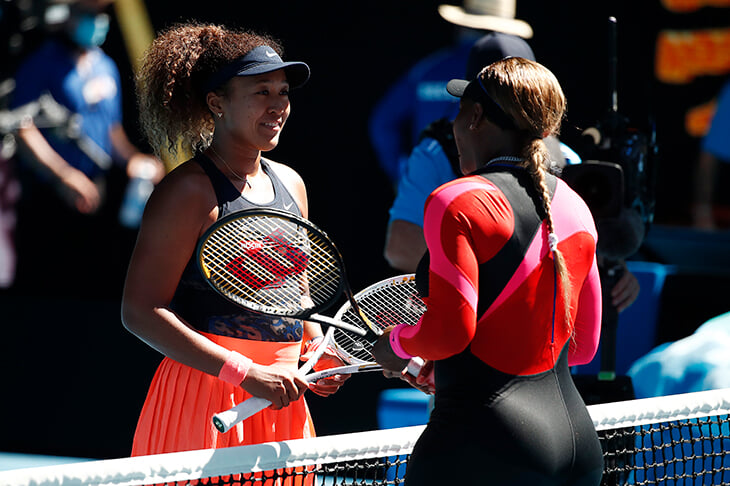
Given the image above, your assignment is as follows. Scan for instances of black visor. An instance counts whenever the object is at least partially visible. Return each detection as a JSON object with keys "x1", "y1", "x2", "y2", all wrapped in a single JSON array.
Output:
[{"x1": 447, "y1": 76, "x2": 517, "y2": 131}]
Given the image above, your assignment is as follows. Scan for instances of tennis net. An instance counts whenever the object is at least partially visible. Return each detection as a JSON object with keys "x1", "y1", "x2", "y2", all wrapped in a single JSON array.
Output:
[{"x1": 2, "y1": 387, "x2": 729, "y2": 486}]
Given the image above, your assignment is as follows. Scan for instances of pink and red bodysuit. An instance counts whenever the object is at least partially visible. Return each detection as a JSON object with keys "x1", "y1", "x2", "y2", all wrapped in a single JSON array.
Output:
[{"x1": 392, "y1": 166, "x2": 604, "y2": 486}]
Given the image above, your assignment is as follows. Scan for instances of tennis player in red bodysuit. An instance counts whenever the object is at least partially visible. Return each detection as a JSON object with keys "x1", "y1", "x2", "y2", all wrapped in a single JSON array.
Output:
[{"x1": 373, "y1": 57, "x2": 604, "y2": 486}]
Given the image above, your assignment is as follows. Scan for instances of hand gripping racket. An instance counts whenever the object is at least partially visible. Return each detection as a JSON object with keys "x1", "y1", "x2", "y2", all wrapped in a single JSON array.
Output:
[
  {"x1": 196, "y1": 208, "x2": 380, "y2": 339},
  {"x1": 212, "y1": 274, "x2": 426, "y2": 433}
]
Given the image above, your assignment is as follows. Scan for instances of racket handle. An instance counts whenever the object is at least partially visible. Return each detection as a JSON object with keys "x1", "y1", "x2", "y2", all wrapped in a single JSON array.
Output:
[
  {"x1": 212, "y1": 397, "x2": 271, "y2": 433},
  {"x1": 306, "y1": 363, "x2": 382, "y2": 381},
  {"x1": 212, "y1": 341, "x2": 328, "y2": 434},
  {"x1": 406, "y1": 356, "x2": 424, "y2": 376},
  {"x1": 213, "y1": 363, "x2": 383, "y2": 433}
]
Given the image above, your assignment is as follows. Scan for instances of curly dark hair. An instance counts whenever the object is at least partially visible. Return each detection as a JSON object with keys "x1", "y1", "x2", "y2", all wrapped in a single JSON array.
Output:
[{"x1": 135, "y1": 23, "x2": 282, "y2": 158}]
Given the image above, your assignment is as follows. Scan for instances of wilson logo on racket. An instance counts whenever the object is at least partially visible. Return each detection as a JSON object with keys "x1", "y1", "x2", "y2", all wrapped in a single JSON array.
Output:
[{"x1": 226, "y1": 229, "x2": 309, "y2": 290}]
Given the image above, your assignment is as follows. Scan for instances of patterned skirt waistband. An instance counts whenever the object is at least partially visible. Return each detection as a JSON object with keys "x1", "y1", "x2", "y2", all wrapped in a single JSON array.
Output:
[{"x1": 201, "y1": 332, "x2": 301, "y2": 370}]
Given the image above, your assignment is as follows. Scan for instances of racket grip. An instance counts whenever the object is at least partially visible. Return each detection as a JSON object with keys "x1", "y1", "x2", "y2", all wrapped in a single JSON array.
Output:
[
  {"x1": 212, "y1": 396, "x2": 271, "y2": 433},
  {"x1": 406, "y1": 356, "x2": 424, "y2": 376}
]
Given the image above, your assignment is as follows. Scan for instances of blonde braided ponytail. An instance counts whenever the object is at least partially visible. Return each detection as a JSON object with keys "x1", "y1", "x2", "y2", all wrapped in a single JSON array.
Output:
[{"x1": 481, "y1": 57, "x2": 573, "y2": 330}]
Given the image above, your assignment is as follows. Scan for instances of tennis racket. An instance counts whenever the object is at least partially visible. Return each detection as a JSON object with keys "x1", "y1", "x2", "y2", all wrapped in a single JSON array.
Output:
[
  {"x1": 196, "y1": 208, "x2": 380, "y2": 339},
  {"x1": 212, "y1": 274, "x2": 426, "y2": 433}
]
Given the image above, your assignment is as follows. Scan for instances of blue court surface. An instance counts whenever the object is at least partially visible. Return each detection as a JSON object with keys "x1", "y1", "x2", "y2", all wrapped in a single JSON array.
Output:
[{"x1": 0, "y1": 452, "x2": 92, "y2": 472}]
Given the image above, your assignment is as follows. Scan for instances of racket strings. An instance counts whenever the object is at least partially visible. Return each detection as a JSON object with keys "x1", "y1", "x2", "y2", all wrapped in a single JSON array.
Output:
[
  {"x1": 203, "y1": 222, "x2": 307, "y2": 308},
  {"x1": 333, "y1": 279, "x2": 425, "y2": 363},
  {"x1": 200, "y1": 215, "x2": 344, "y2": 315}
]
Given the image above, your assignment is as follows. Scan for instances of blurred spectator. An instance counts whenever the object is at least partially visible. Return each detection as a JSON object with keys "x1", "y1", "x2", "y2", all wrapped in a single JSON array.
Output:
[
  {"x1": 0, "y1": 118, "x2": 21, "y2": 289},
  {"x1": 0, "y1": 1, "x2": 47, "y2": 289},
  {"x1": 383, "y1": 32, "x2": 580, "y2": 273},
  {"x1": 629, "y1": 311, "x2": 730, "y2": 398},
  {"x1": 8, "y1": 0, "x2": 163, "y2": 297},
  {"x1": 692, "y1": 78, "x2": 730, "y2": 230},
  {"x1": 368, "y1": 0, "x2": 532, "y2": 185}
]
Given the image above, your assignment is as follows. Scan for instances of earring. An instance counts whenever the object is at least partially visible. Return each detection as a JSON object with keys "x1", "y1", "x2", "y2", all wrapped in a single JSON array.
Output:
[{"x1": 217, "y1": 112, "x2": 223, "y2": 118}]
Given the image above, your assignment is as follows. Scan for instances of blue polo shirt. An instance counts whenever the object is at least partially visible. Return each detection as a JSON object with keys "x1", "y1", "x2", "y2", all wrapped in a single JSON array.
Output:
[
  {"x1": 11, "y1": 39, "x2": 122, "y2": 179},
  {"x1": 702, "y1": 79, "x2": 730, "y2": 162}
]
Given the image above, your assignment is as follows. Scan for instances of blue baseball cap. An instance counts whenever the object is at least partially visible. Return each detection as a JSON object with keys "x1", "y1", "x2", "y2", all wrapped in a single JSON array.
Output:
[
  {"x1": 465, "y1": 32, "x2": 535, "y2": 80},
  {"x1": 203, "y1": 45, "x2": 310, "y2": 93}
]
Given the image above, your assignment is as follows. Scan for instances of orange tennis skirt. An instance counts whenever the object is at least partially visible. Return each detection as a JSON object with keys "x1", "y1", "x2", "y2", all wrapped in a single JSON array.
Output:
[{"x1": 132, "y1": 334, "x2": 315, "y2": 456}]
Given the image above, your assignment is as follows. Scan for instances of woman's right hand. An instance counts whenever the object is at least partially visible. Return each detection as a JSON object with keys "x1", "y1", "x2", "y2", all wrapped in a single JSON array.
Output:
[
  {"x1": 242, "y1": 364, "x2": 310, "y2": 410},
  {"x1": 372, "y1": 327, "x2": 410, "y2": 372}
]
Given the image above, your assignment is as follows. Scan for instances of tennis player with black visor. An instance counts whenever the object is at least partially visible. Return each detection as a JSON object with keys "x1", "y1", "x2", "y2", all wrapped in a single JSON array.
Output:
[{"x1": 122, "y1": 23, "x2": 349, "y2": 457}]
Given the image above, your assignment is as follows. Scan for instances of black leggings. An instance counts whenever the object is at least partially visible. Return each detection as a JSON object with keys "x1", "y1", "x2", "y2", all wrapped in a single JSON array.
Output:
[{"x1": 404, "y1": 349, "x2": 603, "y2": 486}]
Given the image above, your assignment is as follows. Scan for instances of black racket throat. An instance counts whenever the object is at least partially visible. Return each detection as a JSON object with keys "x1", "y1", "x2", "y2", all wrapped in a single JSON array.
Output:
[{"x1": 316, "y1": 313, "x2": 381, "y2": 340}]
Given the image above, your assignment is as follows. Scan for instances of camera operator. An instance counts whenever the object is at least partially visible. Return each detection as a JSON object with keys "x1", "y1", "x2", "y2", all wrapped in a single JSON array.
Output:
[{"x1": 562, "y1": 104, "x2": 656, "y2": 398}]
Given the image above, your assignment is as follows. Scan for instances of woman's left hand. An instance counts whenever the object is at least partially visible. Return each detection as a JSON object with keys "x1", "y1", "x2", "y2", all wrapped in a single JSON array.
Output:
[
  {"x1": 308, "y1": 373, "x2": 350, "y2": 397},
  {"x1": 301, "y1": 336, "x2": 351, "y2": 397}
]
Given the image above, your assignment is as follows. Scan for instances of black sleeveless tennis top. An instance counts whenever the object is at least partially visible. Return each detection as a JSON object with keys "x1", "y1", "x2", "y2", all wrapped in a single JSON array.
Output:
[{"x1": 170, "y1": 155, "x2": 305, "y2": 342}]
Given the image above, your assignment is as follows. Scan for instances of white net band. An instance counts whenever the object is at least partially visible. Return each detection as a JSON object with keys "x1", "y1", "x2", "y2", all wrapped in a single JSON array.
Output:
[
  {"x1": 2, "y1": 388, "x2": 730, "y2": 486},
  {"x1": 0, "y1": 425, "x2": 424, "y2": 486},
  {"x1": 589, "y1": 387, "x2": 730, "y2": 430}
]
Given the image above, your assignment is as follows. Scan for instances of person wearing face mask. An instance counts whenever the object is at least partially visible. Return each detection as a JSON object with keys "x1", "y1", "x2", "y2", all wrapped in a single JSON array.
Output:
[{"x1": 8, "y1": 0, "x2": 163, "y2": 297}]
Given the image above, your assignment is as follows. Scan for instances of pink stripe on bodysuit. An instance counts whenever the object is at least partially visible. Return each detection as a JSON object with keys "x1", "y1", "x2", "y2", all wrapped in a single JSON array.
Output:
[
  {"x1": 482, "y1": 180, "x2": 598, "y2": 319},
  {"x1": 422, "y1": 180, "x2": 497, "y2": 313}
]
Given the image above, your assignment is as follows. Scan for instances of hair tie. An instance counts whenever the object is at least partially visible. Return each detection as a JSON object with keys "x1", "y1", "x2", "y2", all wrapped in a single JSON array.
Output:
[{"x1": 548, "y1": 232, "x2": 559, "y2": 253}]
